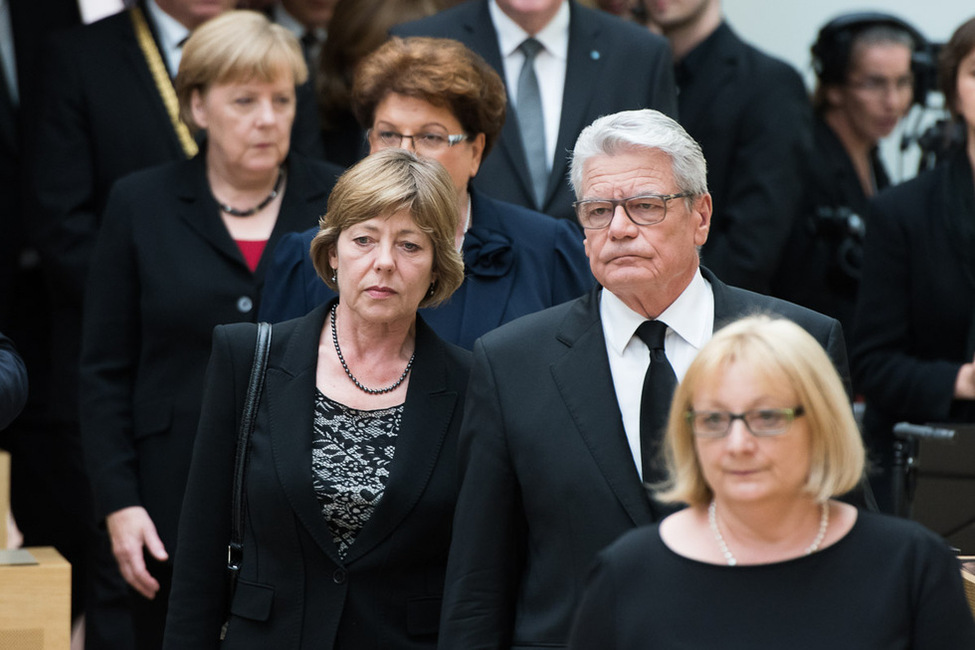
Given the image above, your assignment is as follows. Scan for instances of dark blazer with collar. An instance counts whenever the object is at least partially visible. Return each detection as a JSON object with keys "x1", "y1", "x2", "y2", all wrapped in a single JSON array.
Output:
[
  {"x1": 0, "y1": 332, "x2": 28, "y2": 431},
  {"x1": 79, "y1": 153, "x2": 341, "y2": 551},
  {"x1": 852, "y1": 149, "x2": 975, "y2": 469},
  {"x1": 439, "y1": 266, "x2": 849, "y2": 649},
  {"x1": 391, "y1": 0, "x2": 677, "y2": 222},
  {"x1": 29, "y1": 5, "x2": 324, "y2": 421},
  {"x1": 163, "y1": 304, "x2": 471, "y2": 649},
  {"x1": 259, "y1": 188, "x2": 594, "y2": 349},
  {"x1": 677, "y1": 22, "x2": 811, "y2": 294}
]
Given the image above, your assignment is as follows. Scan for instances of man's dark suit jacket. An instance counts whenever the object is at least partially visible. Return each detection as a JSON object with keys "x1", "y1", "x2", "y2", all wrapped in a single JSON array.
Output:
[
  {"x1": 439, "y1": 267, "x2": 849, "y2": 649},
  {"x1": 29, "y1": 4, "x2": 324, "y2": 421},
  {"x1": 79, "y1": 153, "x2": 340, "y2": 552},
  {"x1": 0, "y1": 332, "x2": 28, "y2": 430},
  {"x1": 164, "y1": 304, "x2": 471, "y2": 649},
  {"x1": 392, "y1": 0, "x2": 677, "y2": 222},
  {"x1": 677, "y1": 22, "x2": 811, "y2": 294},
  {"x1": 259, "y1": 188, "x2": 593, "y2": 349}
]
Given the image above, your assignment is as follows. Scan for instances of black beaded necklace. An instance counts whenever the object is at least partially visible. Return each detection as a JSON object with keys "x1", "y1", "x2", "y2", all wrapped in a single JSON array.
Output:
[
  {"x1": 216, "y1": 168, "x2": 285, "y2": 217},
  {"x1": 330, "y1": 304, "x2": 415, "y2": 394}
]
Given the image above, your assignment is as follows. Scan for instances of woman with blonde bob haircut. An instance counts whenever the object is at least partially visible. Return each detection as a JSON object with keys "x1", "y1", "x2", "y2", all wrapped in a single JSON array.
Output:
[
  {"x1": 165, "y1": 149, "x2": 472, "y2": 649},
  {"x1": 658, "y1": 315, "x2": 864, "y2": 507},
  {"x1": 310, "y1": 146, "x2": 465, "y2": 307},
  {"x1": 569, "y1": 316, "x2": 975, "y2": 649}
]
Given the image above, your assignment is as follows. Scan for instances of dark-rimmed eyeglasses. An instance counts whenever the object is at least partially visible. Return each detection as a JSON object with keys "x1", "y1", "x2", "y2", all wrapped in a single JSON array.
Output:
[
  {"x1": 367, "y1": 129, "x2": 468, "y2": 153},
  {"x1": 572, "y1": 193, "x2": 692, "y2": 229},
  {"x1": 686, "y1": 406, "x2": 805, "y2": 438}
]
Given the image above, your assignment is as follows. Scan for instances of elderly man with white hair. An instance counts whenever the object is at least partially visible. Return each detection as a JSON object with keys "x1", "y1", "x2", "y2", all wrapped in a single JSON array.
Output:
[{"x1": 437, "y1": 108, "x2": 851, "y2": 649}]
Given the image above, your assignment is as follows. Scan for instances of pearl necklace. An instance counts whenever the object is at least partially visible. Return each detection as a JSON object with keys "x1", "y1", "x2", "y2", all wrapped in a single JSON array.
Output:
[
  {"x1": 216, "y1": 168, "x2": 285, "y2": 217},
  {"x1": 330, "y1": 304, "x2": 415, "y2": 395},
  {"x1": 708, "y1": 500, "x2": 830, "y2": 566}
]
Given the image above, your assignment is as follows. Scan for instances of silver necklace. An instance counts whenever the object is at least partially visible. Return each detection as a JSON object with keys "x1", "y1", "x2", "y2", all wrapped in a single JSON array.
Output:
[
  {"x1": 708, "y1": 500, "x2": 830, "y2": 566},
  {"x1": 330, "y1": 304, "x2": 415, "y2": 395}
]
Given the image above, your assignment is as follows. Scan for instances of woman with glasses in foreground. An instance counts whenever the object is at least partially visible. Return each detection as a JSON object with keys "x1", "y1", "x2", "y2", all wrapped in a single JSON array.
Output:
[{"x1": 569, "y1": 316, "x2": 975, "y2": 649}]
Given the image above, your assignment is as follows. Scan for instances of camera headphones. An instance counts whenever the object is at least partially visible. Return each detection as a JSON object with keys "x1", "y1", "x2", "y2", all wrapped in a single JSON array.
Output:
[{"x1": 811, "y1": 12, "x2": 934, "y2": 106}]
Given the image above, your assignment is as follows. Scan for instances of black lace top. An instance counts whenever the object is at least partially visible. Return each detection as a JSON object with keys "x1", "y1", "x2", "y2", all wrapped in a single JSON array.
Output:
[{"x1": 311, "y1": 389, "x2": 402, "y2": 557}]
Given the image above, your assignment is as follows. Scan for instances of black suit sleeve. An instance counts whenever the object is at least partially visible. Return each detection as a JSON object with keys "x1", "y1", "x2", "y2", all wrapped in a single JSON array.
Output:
[
  {"x1": 852, "y1": 187, "x2": 959, "y2": 420},
  {"x1": 439, "y1": 338, "x2": 527, "y2": 649},
  {"x1": 163, "y1": 324, "x2": 247, "y2": 650},
  {"x1": 702, "y1": 65, "x2": 811, "y2": 293},
  {"x1": 0, "y1": 332, "x2": 28, "y2": 430},
  {"x1": 78, "y1": 180, "x2": 144, "y2": 519}
]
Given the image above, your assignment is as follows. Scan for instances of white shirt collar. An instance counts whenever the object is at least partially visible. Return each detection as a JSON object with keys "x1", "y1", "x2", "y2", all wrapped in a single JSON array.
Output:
[
  {"x1": 271, "y1": 4, "x2": 326, "y2": 43},
  {"x1": 601, "y1": 268, "x2": 714, "y2": 356},
  {"x1": 145, "y1": 0, "x2": 190, "y2": 76},
  {"x1": 489, "y1": 0, "x2": 569, "y2": 61}
]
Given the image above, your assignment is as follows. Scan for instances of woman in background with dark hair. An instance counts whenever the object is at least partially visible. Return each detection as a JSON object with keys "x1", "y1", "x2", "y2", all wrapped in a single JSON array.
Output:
[
  {"x1": 852, "y1": 16, "x2": 975, "y2": 513},
  {"x1": 775, "y1": 14, "x2": 919, "y2": 335}
]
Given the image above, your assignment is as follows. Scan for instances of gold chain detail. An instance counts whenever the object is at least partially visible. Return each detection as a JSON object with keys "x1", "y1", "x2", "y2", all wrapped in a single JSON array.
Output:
[{"x1": 130, "y1": 7, "x2": 198, "y2": 158}]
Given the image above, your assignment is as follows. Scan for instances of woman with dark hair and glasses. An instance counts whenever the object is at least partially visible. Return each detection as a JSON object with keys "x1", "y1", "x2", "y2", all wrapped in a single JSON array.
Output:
[
  {"x1": 260, "y1": 37, "x2": 592, "y2": 349},
  {"x1": 569, "y1": 316, "x2": 975, "y2": 649}
]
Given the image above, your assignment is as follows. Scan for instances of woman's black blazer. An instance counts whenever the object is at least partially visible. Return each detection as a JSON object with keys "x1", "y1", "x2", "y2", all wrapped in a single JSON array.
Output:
[
  {"x1": 79, "y1": 152, "x2": 341, "y2": 550},
  {"x1": 163, "y1": 303, "x2": 471, "y2": 649}
]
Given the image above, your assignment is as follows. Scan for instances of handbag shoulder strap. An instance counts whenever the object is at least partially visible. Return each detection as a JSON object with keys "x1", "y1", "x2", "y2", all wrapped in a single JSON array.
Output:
[{"x1": 228, "y1": 322, "x2": 272, "y2": 571}]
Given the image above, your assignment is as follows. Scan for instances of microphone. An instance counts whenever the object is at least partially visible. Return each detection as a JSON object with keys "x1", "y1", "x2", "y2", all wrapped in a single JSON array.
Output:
[{"x1": 892, "y1": 422, "x2": 957, "y2": 441}]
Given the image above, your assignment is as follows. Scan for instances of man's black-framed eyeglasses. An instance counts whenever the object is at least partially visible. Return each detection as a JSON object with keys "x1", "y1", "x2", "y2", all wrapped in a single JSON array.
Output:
[{"x1": 572, "y1": 193, "x2": 692, "y2": 229}]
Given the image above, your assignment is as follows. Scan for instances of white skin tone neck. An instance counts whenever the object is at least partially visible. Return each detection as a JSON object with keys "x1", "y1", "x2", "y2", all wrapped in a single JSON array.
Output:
[
  {"x1": 191, "y1": 73, "x2": 296, "y2": 241},
  {"x1": 822, "y1": 42, "x2": 913, "y2": 197},
  {"x1": 645, "y1": 0, "x2": 721, "y2": 61},
  {"x1": 319, "y1": 208, "x2": 436, "y2": 410},
  {"x1": 495, "y1": 0, "x2": 564, "y2": 36},
  {"x1": 581, "y1": 148, "x2": 711, "y2": 318}
]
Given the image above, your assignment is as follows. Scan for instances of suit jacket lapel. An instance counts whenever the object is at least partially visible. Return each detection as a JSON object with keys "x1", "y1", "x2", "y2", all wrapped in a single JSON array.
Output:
[
  {"x1": 551, "y1": 288, "x2": 655, "y2": 526},
  {"x1": 546, "y1": 1, "x2": 599, "y2": 208},
  {"x1": 266, "y1": 303, "x2": 346, "y2": 565},
  {"x1": 342, "y1": 317, "x2": 459, "y2": 564},
  {"x1": 465, "y1": 0, "x2": 537, "y2": 206},
  {"x1": 704, "y1": 265, "x2": 748, "y2": 329},
  {"x1": 175, "y1": 155, "x2": 249, "y2": 269},
  {"x1": 675, "y1": 25, "x2": 739, "y2": 129}
]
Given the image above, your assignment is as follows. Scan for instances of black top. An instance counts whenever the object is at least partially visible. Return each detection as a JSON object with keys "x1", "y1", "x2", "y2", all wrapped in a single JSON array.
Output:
[
  {"x1": 569, "y1": 510, "x2": 975, "y2": 649},
  {"x1": 773, "y1": 115, "x2": 889, "y2": 335},
  {"x1": 312, "y1": 391, "x2": 402, "y2": 557},
  {"x1": 853, "y1": 147, "x2": 975, "y2": 458}
]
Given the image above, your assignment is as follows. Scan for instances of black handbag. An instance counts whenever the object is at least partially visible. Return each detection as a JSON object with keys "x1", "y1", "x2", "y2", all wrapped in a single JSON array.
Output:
[{"x1": 221, "y1": 322, "x2": 272, "y2": 641}]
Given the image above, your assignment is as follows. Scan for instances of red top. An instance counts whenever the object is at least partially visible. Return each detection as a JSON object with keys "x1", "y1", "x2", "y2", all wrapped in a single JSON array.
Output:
[{"x1": 235, "y1": 239, "x2": 267, "y2": 273}]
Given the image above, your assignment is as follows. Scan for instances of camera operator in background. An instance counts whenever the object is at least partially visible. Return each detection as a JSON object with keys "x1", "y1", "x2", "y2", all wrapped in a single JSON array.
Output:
[{"x1": 774, "y1": 13, "x2": 926, "y2": 337}]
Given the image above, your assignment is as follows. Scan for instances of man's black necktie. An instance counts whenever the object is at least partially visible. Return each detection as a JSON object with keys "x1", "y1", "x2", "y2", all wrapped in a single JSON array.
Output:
[{"x1": 636, "y1": 321, "x2": 678, "y2": 485}]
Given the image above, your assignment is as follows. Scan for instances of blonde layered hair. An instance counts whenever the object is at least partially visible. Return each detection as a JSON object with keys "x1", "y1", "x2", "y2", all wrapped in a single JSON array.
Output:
[
  {"x1": 310, "y1": 149, "x2": 464, "y2": 308},
  {"x1": 655, "y1": 316, "x2": 864, "y2": 507},
  {"x1": 176, "y1": 10, "x2": 307, "y2": 133}
]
